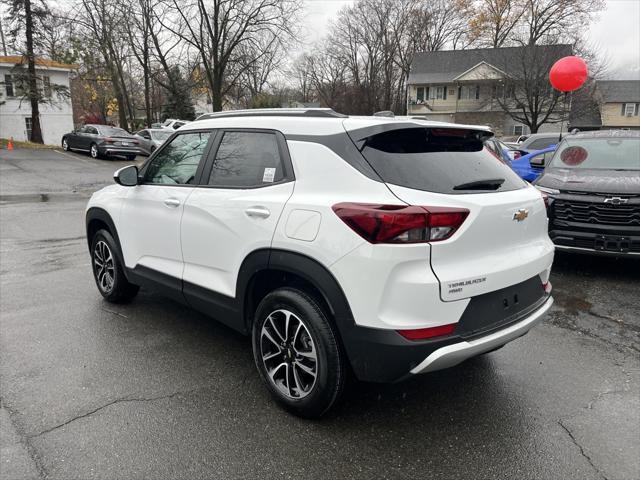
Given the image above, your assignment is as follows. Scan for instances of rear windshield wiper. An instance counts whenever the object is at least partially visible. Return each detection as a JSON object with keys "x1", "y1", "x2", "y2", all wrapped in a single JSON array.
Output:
[{"x1": 453, "y1": 178, "x2": 505, "y2": 191}]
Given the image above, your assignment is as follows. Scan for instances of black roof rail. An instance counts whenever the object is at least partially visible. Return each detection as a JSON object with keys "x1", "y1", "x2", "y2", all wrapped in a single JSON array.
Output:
[{"x1": 194, "y1": 108, "x2": 347, "y2": 121}]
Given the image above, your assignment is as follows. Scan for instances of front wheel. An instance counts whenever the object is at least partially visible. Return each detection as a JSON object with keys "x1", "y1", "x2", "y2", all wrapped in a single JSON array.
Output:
[
  {"x1": 252, "y1": 288, "x2": 346, "y2": 418},
  {"x1": 91, "y1": 229, "x2": 139, "y2": 303},
  {"x1": 62, "y1": 138, "x2": 69, "y2": 151}
]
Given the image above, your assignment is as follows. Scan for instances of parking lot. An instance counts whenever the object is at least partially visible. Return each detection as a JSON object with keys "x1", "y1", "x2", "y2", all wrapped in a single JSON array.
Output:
[{"x1": 1, "y1": 147, "x2": 638, "y2": 480}]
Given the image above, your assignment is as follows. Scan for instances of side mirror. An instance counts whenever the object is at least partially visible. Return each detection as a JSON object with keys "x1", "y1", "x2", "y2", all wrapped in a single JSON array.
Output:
[
  {"x1": 114, "y1": 165, "x2": 139, "y2": 186},
  {"x1": 530, "y1": 155, "x2": 545, "y2": 168}
]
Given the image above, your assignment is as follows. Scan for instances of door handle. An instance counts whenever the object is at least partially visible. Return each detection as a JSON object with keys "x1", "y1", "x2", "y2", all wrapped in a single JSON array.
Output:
[
  {"x1": 245, "y1": 206, "x2": 270, "y2": 219},
  {"x1": 164, "y1": 198, "x2": 181, "y2": 207}
]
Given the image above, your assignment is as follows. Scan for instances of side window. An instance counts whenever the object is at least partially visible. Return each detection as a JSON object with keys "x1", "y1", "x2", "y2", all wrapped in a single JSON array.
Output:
[
  {"x1": 87, "y1": 127, "x2": 98, "y2": 135},
  {"x1": 528, "y1": 138, "x2": 555, "y2": 150},
  {"x1": 144, "y1": 131, "x2": 213, "y2": 185},
  {"x1": 208, "y1": 131, "x2": 285, "y2": 188}
]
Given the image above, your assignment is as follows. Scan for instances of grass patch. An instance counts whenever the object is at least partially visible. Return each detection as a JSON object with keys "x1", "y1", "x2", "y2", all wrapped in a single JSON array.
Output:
[{"x1": 1, "y1": 138, "x2": 57, "y2": 149}]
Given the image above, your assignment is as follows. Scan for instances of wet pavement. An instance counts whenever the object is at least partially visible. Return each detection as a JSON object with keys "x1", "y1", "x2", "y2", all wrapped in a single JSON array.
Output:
[{"x1": 1, "y1": 148, "x2": 639, "y2": 480}]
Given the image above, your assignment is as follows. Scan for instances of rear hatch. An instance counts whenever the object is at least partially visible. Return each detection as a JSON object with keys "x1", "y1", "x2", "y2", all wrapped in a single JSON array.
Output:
[{"x1": 344, "y1": 120, "x2": 553, "y2": 302}]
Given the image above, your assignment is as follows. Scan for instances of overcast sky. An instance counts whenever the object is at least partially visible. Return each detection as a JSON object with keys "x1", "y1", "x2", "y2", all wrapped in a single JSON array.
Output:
[{"x1": 300, "y1": 0, "x2": 640, "y2": 79}]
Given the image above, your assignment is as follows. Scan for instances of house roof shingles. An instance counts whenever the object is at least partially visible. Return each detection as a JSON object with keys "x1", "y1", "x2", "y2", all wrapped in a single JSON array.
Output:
[
  {"x1": 597, "y1": 80, "x2": 640, "y2": 103},
  {"x1": 408, "y1": 44, "x2": 572, "y2": 84},
  {"x1": 0, "y1": 55, "x2": 78, "y2": 70}
]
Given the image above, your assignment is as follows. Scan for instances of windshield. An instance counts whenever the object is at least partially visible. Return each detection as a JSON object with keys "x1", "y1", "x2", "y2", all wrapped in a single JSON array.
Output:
[
  {"x1": 162, "y1": 119, "x2": 173, "y2": 126},
  {"x1": 151, "y1": 130, "x2": 172, "y2": 141},
  {"x1": 549, "y1": 137, "x2": 640, "y2": 170},
  {"x1": 99, "y1": 126, "x2": 130, "y2": 137}
]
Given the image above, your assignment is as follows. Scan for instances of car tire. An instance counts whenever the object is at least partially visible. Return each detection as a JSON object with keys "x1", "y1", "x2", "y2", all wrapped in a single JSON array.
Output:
[
  {"x1": 62, "y1": 138, "x2": 69, "y2": 151},
  {"x1": 126, "y1": 154, "x2": 136, "y2": 161},
  {"x1": 252, "y1": 287, "x2": 346, "y2": 418},
  {"x1": 90, "y1": 229, "x2": 139, "y2": 303},
  {"x1": 90, "y1": 143, "x2": 102, "y2": 160}
]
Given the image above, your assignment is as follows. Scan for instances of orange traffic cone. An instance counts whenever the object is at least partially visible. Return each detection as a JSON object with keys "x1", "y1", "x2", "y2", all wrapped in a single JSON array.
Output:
[{"x1": 7, "y1": 137, "x2": 14, "y2": 151}]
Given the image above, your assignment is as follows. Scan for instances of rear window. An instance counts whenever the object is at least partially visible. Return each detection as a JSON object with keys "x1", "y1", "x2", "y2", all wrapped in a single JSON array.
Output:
[
  {"x1": 359, "y1": 128, "x2": 526, "y2": 194},
  {"x1": 99, "y1": 126, "x2": 130, "y2": 137},
  {"x1": 549, "y1": 137, "x2": 640, "y2": 170}
]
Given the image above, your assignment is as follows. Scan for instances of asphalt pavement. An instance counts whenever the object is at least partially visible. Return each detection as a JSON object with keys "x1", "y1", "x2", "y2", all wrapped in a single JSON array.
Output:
[{"x1": 1, "y1": 147, "x2": 638, "y2": 480}]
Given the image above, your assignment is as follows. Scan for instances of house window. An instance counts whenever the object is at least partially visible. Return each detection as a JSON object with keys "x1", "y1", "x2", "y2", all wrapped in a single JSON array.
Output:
[
  {"x1": 4, "y1": 74, "x2": 14, "y2": 97},
  {"x1": 623, "y1": 103, "x2": 638, "y2": 116},
  {"x1": 25, "y1": 117, "x2": 33, "y2": 140},
  {"x1": 42, "y1": 76, "x2": 52, "y2": 98},
  {"x1": 429, "y1": 86, "x2": 446, "y2": 100},
  {"x1": 512, "y1": 125, "x2": 525, "y2": 136},
  {"x1": 458, "y1": 85, "x2": 480, "y2": 100},
  {"x1": 416, "y1": 87, "x2": 425, "y2": 102}
]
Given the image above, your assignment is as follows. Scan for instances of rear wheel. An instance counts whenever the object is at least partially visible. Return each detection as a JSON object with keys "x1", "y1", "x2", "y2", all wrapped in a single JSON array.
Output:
[
  {"x1": 90, "y1": 143, "x2": 102, "y2": 159},
  {"x1": 126, "y1": 154, "x2": 136, "y2": 161},
  {"x1": 252, "y1": 288, "x2": 345, "y2": 418},
  {"x1": 91, "y1": 229, "x2": 139, "y2": 303}
]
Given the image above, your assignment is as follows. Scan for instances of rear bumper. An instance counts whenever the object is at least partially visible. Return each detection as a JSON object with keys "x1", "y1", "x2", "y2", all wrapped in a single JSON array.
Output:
[
  {"x1": 98, "y1": 146, "x2": 140, "y2": 157},
  {"x1": 411, "y1": 296, "x2": 553, "y2": 374},
  {"x1": 341, "y1": 288, "x2": 553, "y2": 383}
]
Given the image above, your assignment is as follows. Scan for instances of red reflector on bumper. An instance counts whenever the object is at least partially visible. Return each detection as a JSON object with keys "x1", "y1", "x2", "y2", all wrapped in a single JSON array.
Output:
[
  {"x1": 397, "y1": 323, "x2": 457, "y2": 341},
  {"x1": 542, "y1": 281, "x2": 552, "y2": 294}
]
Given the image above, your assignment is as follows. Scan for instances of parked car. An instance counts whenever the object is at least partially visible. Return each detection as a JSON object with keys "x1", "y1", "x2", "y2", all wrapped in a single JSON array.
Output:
[
  {"x1": 534, "y1": 130, "x2": 640, "y2": 256},
  {"x1": 86, "y1": 108, "x2": 554, "y2": 417},
  {"x1": 161, "y1": 118, "x2": 190, "y2": 130},
  {"x1": 485, "y1": 137, "x2": 524, "y2": 161},
  {"x1": 511, "y1": 145, "x2": 557, "y2": 182},
  {"x1": 62, "y1": 125, "x2": 140, "y2": 160},
  {"x1": 515, "y1": 132, "x2": 563, "y2": 153},
  {"x1": 134, "y1": 128, "x2": 173, "y2": 156}
]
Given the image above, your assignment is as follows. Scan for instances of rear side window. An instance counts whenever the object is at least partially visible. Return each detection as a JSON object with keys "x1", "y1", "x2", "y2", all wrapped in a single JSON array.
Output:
[
  {"x1": 208, "y1": 131, "x2": 285, "y2": 187},
  {"x1": 359, "y1": 128, "x2": 526, "y2": 194}
]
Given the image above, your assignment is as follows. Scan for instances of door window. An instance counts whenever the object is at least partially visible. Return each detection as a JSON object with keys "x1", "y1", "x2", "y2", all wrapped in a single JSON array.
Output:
[
  {"x1": 144, "y1": 131, "x2": 213, "y2": 185},
  {"x1": 208, "y1": 131, "x2": 285, "y2": 188},
  {"x1": 86, "y1": 126, "x2": 99, "y2": 135}
]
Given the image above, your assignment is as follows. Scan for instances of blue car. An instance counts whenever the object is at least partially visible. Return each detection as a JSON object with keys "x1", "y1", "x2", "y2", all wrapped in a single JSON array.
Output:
[{"x1": 504, "y1": 145, "x2": 557, "y2": 182}]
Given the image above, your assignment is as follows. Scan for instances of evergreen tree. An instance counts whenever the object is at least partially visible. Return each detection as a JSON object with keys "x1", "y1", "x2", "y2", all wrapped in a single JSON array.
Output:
[{"x1": 162, "y1": 66, "x2": 195, "y2": 120}]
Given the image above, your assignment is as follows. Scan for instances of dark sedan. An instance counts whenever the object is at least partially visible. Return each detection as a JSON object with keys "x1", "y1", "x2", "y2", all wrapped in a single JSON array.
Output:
[
  {"x1": 534, "y1": 130, "x2": 640, "y2": 256},
  {"x1": 62, "y1": 125, "x2": 141, "y2": 160}
]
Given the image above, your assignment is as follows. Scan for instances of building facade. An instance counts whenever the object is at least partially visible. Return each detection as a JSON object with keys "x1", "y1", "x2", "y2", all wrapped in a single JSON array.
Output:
[
  {"x1": 0, "y1": 56, "x2": 77, "y2": 145},
  {"x1": 597, "y1": 80, "x2": 640, "y2": 130},
  {"x1": 407, "y1": 45, "x2": 572, "y2": 137}
]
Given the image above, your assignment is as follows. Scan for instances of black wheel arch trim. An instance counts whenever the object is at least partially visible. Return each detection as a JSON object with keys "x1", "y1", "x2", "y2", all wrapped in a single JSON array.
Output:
[
  {"x1": 237, "y1": 248, "x2": 356, "y2": 332},
  {"x1": 85, "y1": 207, "x2": 130, "y2": 280}
]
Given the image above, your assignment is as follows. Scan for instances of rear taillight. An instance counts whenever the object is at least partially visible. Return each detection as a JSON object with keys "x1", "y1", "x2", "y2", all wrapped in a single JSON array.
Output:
[
  {"x1": 542, "y1": 281, "x2": 552, "y2": 294},
  {"x1": 513, "y1": 151, "x2": 521, "y2": 159},
  {"x1": 105, "y1": 137, "x2": 116, "y2": 144},
  {"x1": 332, "y1": 203, "x2": 469, "y2": 244},
  {"x1": 397, "y1": 323, "x2": 457, "y2": 341}
]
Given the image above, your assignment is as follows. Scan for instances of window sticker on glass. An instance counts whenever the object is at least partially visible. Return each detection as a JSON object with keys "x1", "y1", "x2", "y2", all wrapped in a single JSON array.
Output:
[
  {"x1": 560, "y1": 146, "x2": 588, "y2": 166},
  {"x1": 263, "y1": 167, "x2": 276, "y2": 183}
]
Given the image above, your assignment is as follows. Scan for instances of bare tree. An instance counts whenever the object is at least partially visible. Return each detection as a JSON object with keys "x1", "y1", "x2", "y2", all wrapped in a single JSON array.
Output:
[
  {"x1": 469, "y1": 0, "x2": 526, "y2": 47},
  {"x1": 3, "y1": 0, "x2": 50, "y2": 142},
  {"x1": 158, "y1": 0, "x2": 301, "y2": 111},
  {"x1": 519, "y1": 0, "x2": 604, "y2": 46}
]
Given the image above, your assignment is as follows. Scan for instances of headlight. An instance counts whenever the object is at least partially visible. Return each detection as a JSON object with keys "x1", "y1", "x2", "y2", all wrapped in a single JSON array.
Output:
[{"x1": 535, "y1": 185, "x2": 560, "y2": 195}]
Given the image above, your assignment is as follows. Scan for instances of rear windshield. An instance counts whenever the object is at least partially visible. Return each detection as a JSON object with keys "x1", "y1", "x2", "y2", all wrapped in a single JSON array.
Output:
[
  {"x1": 99, "y1": 126, "x2": 130, "y2": 137},
  {"x1": 359, "y1": 128, "x2": 527, "y2": 194},
  {"x1": 548, "y1": 137, "x2": 640, "y2": 170}
]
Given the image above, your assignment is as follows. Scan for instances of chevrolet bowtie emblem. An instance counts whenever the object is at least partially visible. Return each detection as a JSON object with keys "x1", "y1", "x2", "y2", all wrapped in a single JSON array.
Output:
[
  {"x1": 513, "y1": 209, "x2": 529, "y2": 222},
  {"x1": 603, "y1": 197, "x2": 628, "y2": 205}
]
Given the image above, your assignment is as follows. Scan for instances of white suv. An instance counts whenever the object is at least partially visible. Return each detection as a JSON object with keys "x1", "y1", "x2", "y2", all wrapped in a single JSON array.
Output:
[{"x1": 86, "y1": 108, "x2": 554, "y2": 417}]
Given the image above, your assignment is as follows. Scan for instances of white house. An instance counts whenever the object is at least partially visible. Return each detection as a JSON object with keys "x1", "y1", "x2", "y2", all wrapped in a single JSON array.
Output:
[{"x1": 0, "y1": 56, "x2": 77, "y2": 145}]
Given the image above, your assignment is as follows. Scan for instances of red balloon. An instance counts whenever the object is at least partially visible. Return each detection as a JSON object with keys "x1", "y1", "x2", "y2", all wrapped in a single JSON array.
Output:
[{"x1": 549, "y1": 56, "x2": 588, "y2": 92}]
